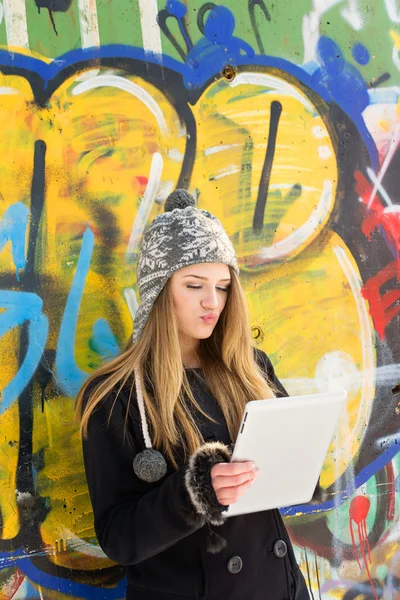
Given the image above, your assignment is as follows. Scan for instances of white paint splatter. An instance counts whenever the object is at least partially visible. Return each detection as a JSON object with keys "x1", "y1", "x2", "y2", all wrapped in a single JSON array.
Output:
[
  {"x1": 318, "y1": 145, "x2": 332, "y2": 159},
  {"x1": 124, "y1": 288, "x2": 139, "y2": 321},
  {"x1": 302, "y1": 0, "x2": 342, "y2": 63},
  {"x1": 375, "y1": 363, "x2": 400, "y2": 384},
  {"x1": 283, "y1": 363, "x2": 400, "y2": 394},
  {"x1": 385, "y1": 0, "x2": 400, "y2": 23},
  {"x1": 0, "y1": 87, "x2": 19, "y2": 95},
  {"x1": 258, "y1": 179, "x2": 333, "y2": 261},
  {"x1": 231, "y1": 72, "x2": 315, "y2": 114},
  {"x1": 167, "y1": 148, "x2": 184, "y2": 162},
  {"x1": 313, "y1": 125, "x2": 327, "y2": 139},
  {"x1": 393, "y1": 43, "x2": 400, "y2": 72},
  {"x1": 204, "y1": 143, "x2": 242, "y2": 156},
  {"x1": 125, "y1": 152, "x2": 163, "y2": 260},
  {"x1": 72, "y1": 75, "x2": 169, "y2": 135},
  {"x1": 376, "y1": 432, "x2": 400, "y2": 446},
  {"x1": 138, "y1": 0, "x2": 162, "y2": 56},
  {"x1": 211, "y1": 165, "x2": 241, "y2": 180},
  {"x1": 367, "y1": 166, "x2": 393, "y2": 207},
  {"x1": 384, "y1": 205, "x2": 400, "y2": 215},
  {"x1": 3, "y1": 0, "x2": 29, "y2": 49},
  {"x1": 366, "y1": 125, "x2": 400, "y2": 208},
  {"x1": 315, "y1": 351, "x2": 362, "y2": 394},
  {"x1": 333, "y1": 245, "x2": 375, "y2": 446},
  {"x1": 15, "y1": 490, "x2": 33, "y2": 504},
  {"x1": 75, "y1": 67, "x2": 101, "y2": 83},
  {"x1": 340, "y1": 0, "x2": 364, "y2": 30},
  {"x1": 363, "y1": 102, "x2": 399, "y2": 155},
  {"x1": 78, "y1": 0, "x2": 100, "y2": 48}
]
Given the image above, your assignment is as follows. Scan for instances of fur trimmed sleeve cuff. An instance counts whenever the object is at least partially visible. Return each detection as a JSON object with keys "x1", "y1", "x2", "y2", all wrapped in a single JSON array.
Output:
[{"x1": 184, "y1": 441, "x2": 231, "y2": 527}]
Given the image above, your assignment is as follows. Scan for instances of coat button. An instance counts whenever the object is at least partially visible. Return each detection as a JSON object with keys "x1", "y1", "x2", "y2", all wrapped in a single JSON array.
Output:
[
  {"x1": 273, "y1": 540, "x2": 287, "y2": 558},
  {"x1": 227, "y1": 556, "x2": 243, "y2": 574}
]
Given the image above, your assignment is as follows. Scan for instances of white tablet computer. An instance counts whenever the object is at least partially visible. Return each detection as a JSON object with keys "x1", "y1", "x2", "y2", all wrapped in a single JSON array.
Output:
[{"x1": 226, "y1": 390, "x2": 347, "y2": 517}]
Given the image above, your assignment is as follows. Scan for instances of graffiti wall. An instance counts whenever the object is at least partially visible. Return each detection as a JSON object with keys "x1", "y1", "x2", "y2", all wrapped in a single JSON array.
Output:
[{"x1": 0, "y1": 0, "x2": 399, "y2": 598}]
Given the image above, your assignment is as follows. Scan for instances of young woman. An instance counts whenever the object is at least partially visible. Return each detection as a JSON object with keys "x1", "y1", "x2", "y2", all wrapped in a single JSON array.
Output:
[{"x1": 77, "y1": 190, "x2": 321, "y2": 600}]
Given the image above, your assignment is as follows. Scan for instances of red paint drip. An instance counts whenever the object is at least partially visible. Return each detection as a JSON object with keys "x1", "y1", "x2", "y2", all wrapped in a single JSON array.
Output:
[
  {"x1": 361, "y1": 260, "x2": 400, "y2": 340},
  {"x1": 354, "y1": 170, "x2": 400, "y2": 339},
  {"x1": 349, "y1": 495, "x2": 378, "y2": 600},
  {"x1": 355, "y1": 170, "x2": 400, "y2": 280}
]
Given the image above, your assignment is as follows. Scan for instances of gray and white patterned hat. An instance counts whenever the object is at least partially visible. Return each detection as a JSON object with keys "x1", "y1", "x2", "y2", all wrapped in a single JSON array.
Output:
[{"x1": 133, "y1": 189, "x2": 239, "y2": 342}]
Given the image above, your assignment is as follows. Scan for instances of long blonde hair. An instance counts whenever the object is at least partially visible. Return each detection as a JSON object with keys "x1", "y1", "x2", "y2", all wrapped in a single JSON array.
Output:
[{"x1": 75, "y1": 268, "x2": 275, "y2": 468}]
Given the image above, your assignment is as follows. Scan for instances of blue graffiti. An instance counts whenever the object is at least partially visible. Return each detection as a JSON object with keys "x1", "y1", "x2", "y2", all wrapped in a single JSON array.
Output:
[
  {"x1": 311, "y1": 36, "x2": 378, "y2": 168},
  {"x1": 183, "y1": 5, "x2": 254, "y2": 88},
  {"x1": 0, "y1": 202, "x2": 29, "y2": 281},
  {"x1": 352, "y1": 42, "x2": 370, "y2": 66},
  {"x1": 90, "y1": 318, "x2": 120, "y2": 359},
  {"x1": 56, "y1": 228, "x2": 94, "y2": 396},
  {"x1": 166, "y1": 1, "x2": 192, "y2": 52},
  {"x1": 56, "y1": 228, "x2": 119, "y2": 396},
  {"x1": 0, "y1": 551, "x2": 126, "y2": 599},
  {"x1": 282, "y1": 440, "x2": 400, "y2": 517},
  {"x1": 166, "y1": 0, "x2": 186, "y2": 18},
  {"x1": 313, "y1": 37, "x2": 369, "y2": 114},
  {"x1": 0, "y1": 291, "x2": 48, "y2": 414}
]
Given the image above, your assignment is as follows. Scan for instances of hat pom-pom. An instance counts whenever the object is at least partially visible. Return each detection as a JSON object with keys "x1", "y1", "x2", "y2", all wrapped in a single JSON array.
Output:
[
  {"x1": 164, "y1": 189, "x2": 196, "y2": 212},
  {"x1": 133, "y1": 448, "x2": 168, "y2": 483}
]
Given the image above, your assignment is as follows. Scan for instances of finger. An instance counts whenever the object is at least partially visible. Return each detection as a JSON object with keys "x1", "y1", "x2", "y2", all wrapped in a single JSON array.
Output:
[
  {"x1": 217, "y1": 481, "x2": 254, "y2": 505},
  {"x1": 212, "y1": 461, "x2": 255, "y2": 478},
  {"x1": 212, "y1": 471, "x2": 255, "y2": 491}
]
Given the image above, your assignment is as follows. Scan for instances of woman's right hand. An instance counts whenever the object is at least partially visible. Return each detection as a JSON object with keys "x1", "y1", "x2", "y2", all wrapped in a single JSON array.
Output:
[{"x1": 211, "y1": 461, "x2": 258, "y2": 506}]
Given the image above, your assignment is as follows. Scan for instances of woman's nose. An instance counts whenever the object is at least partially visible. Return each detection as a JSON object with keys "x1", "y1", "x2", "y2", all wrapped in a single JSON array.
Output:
[{"x1": 201, "y1": 289, "x2": 218, "y2": 310}]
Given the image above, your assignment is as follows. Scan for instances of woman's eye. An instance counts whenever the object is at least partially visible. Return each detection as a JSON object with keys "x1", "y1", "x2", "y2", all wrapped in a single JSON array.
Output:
[
  {"x1": 187, "y1": 285, "x2": 202, "y2": 289},
  {"x1": 217, "y1": 287, "x2": 230, "y2": 293}
]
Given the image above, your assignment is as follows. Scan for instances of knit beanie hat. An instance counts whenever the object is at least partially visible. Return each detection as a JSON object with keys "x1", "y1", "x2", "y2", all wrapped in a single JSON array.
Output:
[
  {"x1": 132, "y1": 189, "x2": 239, "y2": 483},
  {"x1": 133, "y1": 189, "x2": 239, "y2": 342}
]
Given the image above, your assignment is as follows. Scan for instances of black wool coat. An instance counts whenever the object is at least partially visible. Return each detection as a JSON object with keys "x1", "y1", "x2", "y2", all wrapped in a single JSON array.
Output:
[{"x1": 82, "y1": 350, "x2": 311, "y2": 600}]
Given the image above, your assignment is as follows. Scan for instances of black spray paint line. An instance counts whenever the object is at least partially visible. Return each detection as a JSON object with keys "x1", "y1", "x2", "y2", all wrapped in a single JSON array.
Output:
[
  {"x1": 34, "y1": 0, "x2": 73, "y2": 11},
  {"x1": 197, "y1": 3, "x2": 218, "y2": 34},
  {"x1": 35, "y1": 0, "x2": 73, "y2": 35},
  {"x1": 26, "y1": 141, "x2": 46, "y2": 275},
  {"x1": 369, "y1": 72, "x2": 391, "y2": 88},
  {"x1": 252, "y1": 100, "x2": 282, "y2": 233},
  {"x1": 0, "y1": 141, "x2": 49, "y2": 554},
  {"x1": 157, "y1": 9, "x2": 191, "y2": 61},
  {"x1": 16, "y1": 141, "x2": 46, "y2": 516},
  {"x1": 304, "y1": 548, "x2": 315, "y2": 600},
  {"x1": 48, "y1": 11, "x2": 58, "y2": 36},
  {"x1": 248, "y1": 0, "x2": 271, "y2": 55},
  {"x1": 284, "y1": 183, "x2": 302, "y2": 202}
]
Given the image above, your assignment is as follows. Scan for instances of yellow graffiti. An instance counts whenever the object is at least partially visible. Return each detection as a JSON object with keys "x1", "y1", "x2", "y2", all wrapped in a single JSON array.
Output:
[
  {"x1": 192, "y1": 71, "x2": 338, "y2": 267},
  {"x1": 0, "y1": 61, "x2": 377, "y2": 596}
]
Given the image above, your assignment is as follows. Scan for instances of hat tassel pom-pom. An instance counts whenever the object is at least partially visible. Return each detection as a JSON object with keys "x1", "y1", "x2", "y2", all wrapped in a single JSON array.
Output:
[{"x1": 133, "y1": 369, "x2": 168, "y2": 483}]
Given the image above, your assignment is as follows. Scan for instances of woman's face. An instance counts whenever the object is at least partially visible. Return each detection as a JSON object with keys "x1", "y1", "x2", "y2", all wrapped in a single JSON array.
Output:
[{"x1": 170, "y1": 262, "x2": 231, "y2": 341}]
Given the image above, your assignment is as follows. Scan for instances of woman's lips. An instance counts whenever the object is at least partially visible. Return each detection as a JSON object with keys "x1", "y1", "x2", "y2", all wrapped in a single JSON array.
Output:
[{"x1": 201, "y1": 314, "x2": 217, "y2": 324}]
